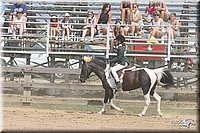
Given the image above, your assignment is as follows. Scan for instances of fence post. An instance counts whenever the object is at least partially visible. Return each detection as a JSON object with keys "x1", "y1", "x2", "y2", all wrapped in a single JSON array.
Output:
[
  {"x1": 106, "y1": 23, "x2": 110, "y2": 68},
  {"x1": 46, "y1": 22, "x2": 50, "y2": 57},
  {"x1": 22, "y1": 71, "x2": 32, "y2": 106},
  {"x1": 167, "y1": 23, "x2": 172, "y2": 63}
]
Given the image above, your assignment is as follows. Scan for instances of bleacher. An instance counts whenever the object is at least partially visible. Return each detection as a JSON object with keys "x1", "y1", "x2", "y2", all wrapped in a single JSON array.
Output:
[{"x1": 0, "y1": 0, "x2": 198, "y2": 68}]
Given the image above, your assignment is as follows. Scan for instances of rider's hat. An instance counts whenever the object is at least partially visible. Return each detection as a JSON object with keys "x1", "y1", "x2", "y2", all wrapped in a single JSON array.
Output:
[{"x1": 115, "y1": 34, "x2": 125, "y2": 42}]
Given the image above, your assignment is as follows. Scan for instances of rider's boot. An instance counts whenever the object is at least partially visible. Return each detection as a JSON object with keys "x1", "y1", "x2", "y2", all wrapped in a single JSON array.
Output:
[{"x1": 116, "y1": 81, "x2": 123, "y2": 91}]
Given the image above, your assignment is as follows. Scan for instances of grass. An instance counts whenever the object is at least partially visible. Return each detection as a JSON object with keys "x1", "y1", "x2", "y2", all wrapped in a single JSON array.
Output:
[{"x1": 3, "y1": 101, "x2": 197, "y2": 116}]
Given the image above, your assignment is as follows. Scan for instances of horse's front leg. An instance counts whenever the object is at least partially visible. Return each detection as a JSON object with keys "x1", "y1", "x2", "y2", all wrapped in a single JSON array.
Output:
[
  {"x1": 98, "y1": 88, "x2": 110, "y2": 114},
  {"x1": 110, "y1": 99, "x2": 124, "y2": 113},
  {"x1": 98, "y1": 103, "x2": 106, "y2": 114},
  {"x1": 109, "y1": 89, "x2": 124, "y2": 112}
]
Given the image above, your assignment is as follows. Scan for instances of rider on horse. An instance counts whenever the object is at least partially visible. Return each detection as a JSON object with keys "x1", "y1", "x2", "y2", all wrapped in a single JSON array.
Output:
[{"x1": 110, "y1": 34, "x2": 130, "y2": 90}]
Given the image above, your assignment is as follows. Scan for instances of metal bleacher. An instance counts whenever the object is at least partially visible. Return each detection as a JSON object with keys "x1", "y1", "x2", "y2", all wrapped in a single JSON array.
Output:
[{"x1": 0, "y1": 0, "x2": 199, "y2": 69}]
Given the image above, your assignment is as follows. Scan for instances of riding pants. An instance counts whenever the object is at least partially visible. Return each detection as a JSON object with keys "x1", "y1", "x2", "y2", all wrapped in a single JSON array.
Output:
[{"x1": 111, "y1": 62, "x2": 128, "y2": 82}]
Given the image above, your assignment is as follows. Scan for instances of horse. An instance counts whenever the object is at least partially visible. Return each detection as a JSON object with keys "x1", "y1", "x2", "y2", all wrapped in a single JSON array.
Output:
[{"x1": 80, "y1": 57, "x2": 173, "y2": 116}]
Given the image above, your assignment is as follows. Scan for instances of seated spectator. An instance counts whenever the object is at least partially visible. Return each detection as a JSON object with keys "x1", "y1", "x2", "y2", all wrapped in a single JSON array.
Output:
[
  {"x1": 120, "y1": 0, "x2": 132, "y2": 24},
  {"x1": 8, "y1": 0, "x2": 28, "y2": 34},
  {"x1": 50, "y1": 15, "x2": 60, "y2": 39},
  {"x1": 80, "y1": 11, "x2": 96, "y2": 42},
  {"x1": 111, "y1": 21, "x2": 124, "y2": 51},
  {"x1": 94, "y1": 3, "x2": 113, "y2": 35},
  {"x1": 143, "y1": 0, "x2": 156, "y2": 23},
  {"x1": 0, "y1": 2, "x2": 6, "y2": 33},
  {"x1": 11, "y1": 8, "x2": 27, "y2": 38},
  {"x1": 154, "y1": 0, "x2": 169, "y2": 22},
  {"x1": 147, "y1": 11, "x2": 164, "y2": 39},
  {"x1": 147, "y1": 10, "x2": 165, "y2": 50},
  {"x1": 123, "y1": 3, "x2": 143, "y2": 36},
  {"x1": 112, "y1": 21, "x2": 123, "y2": 38},
  {"x1": 166, "y1": 12, "x2": 180, "y2": 43},
  {"x1": 61, "y1": 13, "x2": 72, "y2": 41}
]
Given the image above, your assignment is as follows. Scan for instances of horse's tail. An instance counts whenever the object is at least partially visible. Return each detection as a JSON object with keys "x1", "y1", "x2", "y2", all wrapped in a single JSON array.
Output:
[{"x1": 153, "y1": 67, "x2": 174, "y2": 87}]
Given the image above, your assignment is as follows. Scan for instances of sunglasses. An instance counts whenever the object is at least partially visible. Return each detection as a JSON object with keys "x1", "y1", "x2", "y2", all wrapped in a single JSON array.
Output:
[
  {"x1": 154, "y1": 14, "x2": 159, "y2": 16},
  {"x1": 133, "y1": 6, "x2": 137, "y2": 8}
]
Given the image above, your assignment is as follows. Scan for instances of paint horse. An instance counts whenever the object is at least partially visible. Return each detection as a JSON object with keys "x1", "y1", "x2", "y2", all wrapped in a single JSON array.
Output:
[{"x1": 80, "y1": 57, "x2": 173, "y2": 116}]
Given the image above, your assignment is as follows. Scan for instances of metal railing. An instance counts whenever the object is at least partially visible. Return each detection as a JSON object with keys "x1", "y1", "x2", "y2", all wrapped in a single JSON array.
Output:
[{"x1": 0, "y1": 21, "x2": 198, "y2": 65}]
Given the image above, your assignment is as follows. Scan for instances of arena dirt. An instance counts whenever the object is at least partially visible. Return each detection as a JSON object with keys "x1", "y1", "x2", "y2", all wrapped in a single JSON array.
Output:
[{"x1": 2, "y1": 94, "x2": 198, "y2": 131}]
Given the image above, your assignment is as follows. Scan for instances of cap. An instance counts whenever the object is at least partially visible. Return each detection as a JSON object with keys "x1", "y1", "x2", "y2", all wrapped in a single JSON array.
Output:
[
  {"x1": 51, "y1": 15, "x2": 57, "y2": 19},
  {"x1": 64, "y1": 13, "x2": 70, "y2": 17},
  {"x1": 115, "y1": 35, "x2": 125, "y2": 42},
  {"x1": 16, "y1": 8, "x2": 23, "y2": 13}
]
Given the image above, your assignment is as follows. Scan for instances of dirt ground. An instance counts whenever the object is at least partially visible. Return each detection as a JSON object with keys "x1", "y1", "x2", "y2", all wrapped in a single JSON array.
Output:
[{"x1": 2, "y1": 94, "x2": 199, "y2": 132}]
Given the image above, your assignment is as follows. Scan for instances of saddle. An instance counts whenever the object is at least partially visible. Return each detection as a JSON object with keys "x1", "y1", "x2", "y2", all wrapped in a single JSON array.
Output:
[{"x1": 105, "y1": 64, "x2": 136, "y2": 89}]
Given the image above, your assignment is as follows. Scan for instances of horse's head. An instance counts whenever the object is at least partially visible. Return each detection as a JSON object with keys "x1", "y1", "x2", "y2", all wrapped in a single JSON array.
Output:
[{"x1": 80, "y1": 57, "x2": 93, "y2": 83}]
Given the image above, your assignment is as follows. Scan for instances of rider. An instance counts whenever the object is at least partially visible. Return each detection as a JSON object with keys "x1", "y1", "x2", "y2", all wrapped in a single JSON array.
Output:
[{"x1": 110, "y1": 34, "x2": 129, "y2": 90}]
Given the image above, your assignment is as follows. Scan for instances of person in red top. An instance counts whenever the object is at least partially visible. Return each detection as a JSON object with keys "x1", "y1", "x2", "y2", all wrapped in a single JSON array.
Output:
[
  {"x1": 50, "y1": 15, "x2": 60, "y2": 39},
  {"x1": 143, "y1": 0, "x2": 156, "y2": 22}
]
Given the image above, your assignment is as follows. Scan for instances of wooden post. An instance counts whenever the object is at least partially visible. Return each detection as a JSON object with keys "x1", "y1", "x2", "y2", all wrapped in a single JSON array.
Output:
[
  {"x1": 10, "y1": 57, "x2": 14, "y2": 81},
  {"x1": 22, "y1": 71, "x2": 32, "y2": 106},
  {"x1": 64, "y1": 59, "x2": 69, "y2": 82},
  {"x1": 50, "y1": 57, "x2": 55, "y2": 83}
]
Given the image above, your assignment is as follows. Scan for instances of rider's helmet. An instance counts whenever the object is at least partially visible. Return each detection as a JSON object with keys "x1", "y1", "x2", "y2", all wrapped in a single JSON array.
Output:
[{"x1": 115, "y1": 34, "x2": 125, "y2": 43}]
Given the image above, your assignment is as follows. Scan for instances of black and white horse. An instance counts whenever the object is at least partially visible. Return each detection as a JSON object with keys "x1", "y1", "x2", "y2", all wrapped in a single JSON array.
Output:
[{"x1": 80, "y1": 57, "x2": 173, "y2": 116}]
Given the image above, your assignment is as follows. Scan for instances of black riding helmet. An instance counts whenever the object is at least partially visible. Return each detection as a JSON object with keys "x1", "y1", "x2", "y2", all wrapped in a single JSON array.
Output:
[{"x1": 115, "y1": 34, "x2": 125, "y2": 43}]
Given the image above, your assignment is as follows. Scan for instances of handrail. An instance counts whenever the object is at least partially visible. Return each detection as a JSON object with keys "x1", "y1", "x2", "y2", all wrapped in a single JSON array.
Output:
[{"x1": 1, "y1": 14, "x2": 198, "y2": 65}]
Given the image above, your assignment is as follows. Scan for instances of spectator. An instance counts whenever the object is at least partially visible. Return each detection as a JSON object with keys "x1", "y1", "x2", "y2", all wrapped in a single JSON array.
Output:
[
  {"x1": 8, "y1": 0, "x2": 28, "y2": 34},
  {"x1": 61, "y1": 13, "x2": 72, "y2": 41},
  {"x1": 166, "y1": 12, "x2": 180, "y2": 43},
  {"x1": 94, "y1": 3, "x2": 113, "y2": 35},
  {"x1": 112, "y1": 21, "x2": 123, "y2": 38},
  {"x1": 154, "y1": 0, "x2": 169, "y2": 22},
  {"x1": 147, "y1": 11, "x2": 164, "y2": 39},
  {"x1": 120, "y1": 0, "x2": 132, "y2": 24},
  {"x1": 50, "y1": 15, "x2": 60, "y2": 39},
  {"x1": 143, "y1": 0, "x2": 156, "y2": 23},
  {"x1": 147, "y1": 10, "x2": 165, "y2": 50},
  {"x1": 111, "y1": 21, "x2": 124, "y2": 51},
  {"x1": 80, "y1": 11, "x2": 96, "y2": 42},
  {"x1": 11, "y1": 8, "x2": 27, "y2": 38},
  {"x1": 0, "y1": 1, "x2": 6, "y2": 32},
  {"x1": 123, "y1": 3, "x2": 143, "y2": 36}
]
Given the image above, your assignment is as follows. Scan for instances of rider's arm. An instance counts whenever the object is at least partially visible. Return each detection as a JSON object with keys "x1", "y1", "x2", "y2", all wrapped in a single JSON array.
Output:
[
  {"x1": 110, "y1": 56, "x2": 118, "y2": 64},
  {"x1": 117, "y1": 46, "x2": 125, "y2": 61}
]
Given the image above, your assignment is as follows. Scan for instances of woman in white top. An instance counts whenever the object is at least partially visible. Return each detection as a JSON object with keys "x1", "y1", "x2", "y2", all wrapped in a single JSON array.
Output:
[
  {"x1": 147, "y1": 10, "x2": 164, "y2": 39},
  {"x1": 11, "y1": 8, "x2": 27, "y2": 38},
  {"x1": 80, "y1": 11, "x2": 96, "y2": 42}
]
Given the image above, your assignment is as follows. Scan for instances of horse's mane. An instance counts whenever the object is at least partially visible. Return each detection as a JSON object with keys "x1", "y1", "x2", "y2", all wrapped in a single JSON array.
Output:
[{"x1": 91, "y1": 57, "x2": 106, "y2": 69}]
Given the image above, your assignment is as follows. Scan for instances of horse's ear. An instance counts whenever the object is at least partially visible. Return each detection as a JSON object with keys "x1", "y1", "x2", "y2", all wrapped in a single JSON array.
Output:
[{"x1": 82, "y1": 58, "x2": 86, "y2": 64}]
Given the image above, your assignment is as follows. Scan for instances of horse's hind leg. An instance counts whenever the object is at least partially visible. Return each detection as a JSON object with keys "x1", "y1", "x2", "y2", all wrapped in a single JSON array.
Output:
[
  {"x1": 138, "y1": 94, "x2": 151, "y2": 117},
  {"x1": 153, "y1": 91, "x2": 163, "y2": 116}
]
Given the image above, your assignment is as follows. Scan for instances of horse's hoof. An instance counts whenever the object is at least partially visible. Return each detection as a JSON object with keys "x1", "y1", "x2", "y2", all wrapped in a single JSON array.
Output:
[
  {"x1": 98, "y1": 111, "x2": 105, "y2": 114},
  {"x1": 119, "y1": 108, "x2": 124, "y2": 113},
  {"x1": 159, "y1": 113, "x2": 163, "y2": 117},
  {"x1": 137, "y1": 114, "x2": 144, "y2": 117}
]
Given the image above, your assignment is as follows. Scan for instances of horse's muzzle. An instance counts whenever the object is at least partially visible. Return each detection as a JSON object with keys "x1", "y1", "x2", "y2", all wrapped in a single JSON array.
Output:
[{"x1": 80, "y1": 77, "x2": 86, "y2": 83}]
